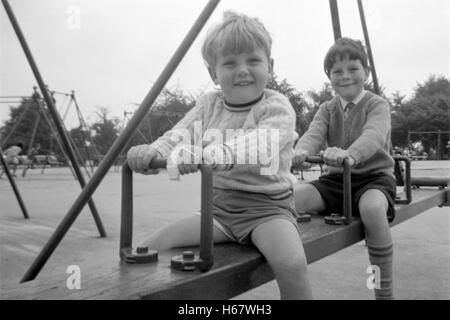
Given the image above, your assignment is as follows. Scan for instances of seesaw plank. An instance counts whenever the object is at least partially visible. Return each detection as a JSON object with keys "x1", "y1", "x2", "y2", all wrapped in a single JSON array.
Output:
[{"x1": 1, "y1": 188, "x2": 447, "y2": 300}]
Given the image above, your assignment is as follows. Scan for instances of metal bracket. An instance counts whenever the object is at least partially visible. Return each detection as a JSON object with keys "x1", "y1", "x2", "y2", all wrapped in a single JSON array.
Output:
[
  {"x1": 170, "y1": 164, "x2": 214, "y2": 272},
  {"x1": 120, "y1": 161, "x2": 214, "y2": 273},
  {"x1": 393, "y1": 156, "x2": 412, "y2": 204},
  {"x1": 120, "y1": 163, "x2": 159, "y2": 265},
  {"x1": 121, "y1": 247, "x2": 158, "y2": 264},
  {"x1": 439, "y1": 189, "x2": 450, "y2": 207},
  {"x1": 296, "y1": 211, "x2": 312, "y2": 223},
  {"x1": 171, "y1": 251, "x2": 205, "y2": 271},
  {"x1": 324, "y1": 213, "x2": 349, "y2": 225}
]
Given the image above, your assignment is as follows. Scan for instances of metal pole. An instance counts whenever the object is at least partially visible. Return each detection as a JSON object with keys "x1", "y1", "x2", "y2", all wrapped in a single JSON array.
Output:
[
  {"x1": 72, "y1": 92, "x2": 99, "y2": 172},
  {"x1": 0, "y1": 148, "x2": 30, "y2": 219},
  {"x1": 357, "y1": 0, "x2": 380, "y2": 95},
  {"x1": 21, "y1": 110, "x2": 41, "y2": 177},
  {"x1": 342, "y1": 158, "x2": 352, "y2": 224},
  {"x1": 437, "y1": 130, "x2": 442, "y2": 160},
  {"x1": 120, "y1": 162, "x2": 133, "y2": 259},
  {"x1": 34, "y1": 96, "x2": 77, "y2": 178},
  {"x1": 27, "y1": 111, "x2": 41, "y2": 156},
  {"x1": 20, "y1": 0, "x2": 220, "y2": 282},
  {"x1": 329, "y1": 0, "x2": 342, "y2": 40},
  {"x1": 2, "y1": 0, "x2": 107, "y2": 238},
  {"x1": 199, "y1": 164, "x2": 214, "y2": 271}
]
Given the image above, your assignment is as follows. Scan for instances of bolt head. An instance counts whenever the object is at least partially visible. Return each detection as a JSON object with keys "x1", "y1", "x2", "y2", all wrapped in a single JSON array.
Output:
[
  {"x1": 136, "y1": 246, "x2": 149, "y2": 254},
  {"x1": 182, "y1": 251, "x2": 195, "y2": 260}
]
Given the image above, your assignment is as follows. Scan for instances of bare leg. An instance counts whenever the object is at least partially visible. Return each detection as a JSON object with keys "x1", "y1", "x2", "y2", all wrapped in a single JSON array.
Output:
[
  {"x1": 359, "y1": 189, "x2": 394, "y2": 300},
  {"x1": 294, "y1": 183, "x2": 326, "y2": 214},
  {"x1": 251, "y1": 219, "x2": 313, "y2": 300},
  {"x1": 141, "y1": 214, "x2": 233, "y2": 251},
  {"x1": 359, "y1": 189, "x2": 392, "y2": 244}
]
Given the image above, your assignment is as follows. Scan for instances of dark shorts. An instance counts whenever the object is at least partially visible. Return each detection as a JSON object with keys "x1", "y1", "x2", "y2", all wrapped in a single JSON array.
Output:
[
  {"x1": 310, "y1": 172, "x2": 397, "y2": 222},
  {"x1": 210, "y1": 188, "x2": 299, "y2": 245}
]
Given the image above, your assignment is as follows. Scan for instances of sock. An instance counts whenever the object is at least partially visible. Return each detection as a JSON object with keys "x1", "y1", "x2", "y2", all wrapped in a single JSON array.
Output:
[{"x1": 367, "y1": 242, "x2": 394, "y2": 300}]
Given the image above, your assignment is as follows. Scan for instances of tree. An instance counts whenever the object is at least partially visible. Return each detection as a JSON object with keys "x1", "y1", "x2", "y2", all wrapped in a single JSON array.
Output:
[
  {"x1": 364, "y1": 81, "x2": 388, "y2": 100},
  {"x1": 122, "y1": 87, "x2": 196, "y2": 151},
  {"x1": 391, "y1": 75, "x2": 450, "y2": 156},
  {"x1": 0, "y1": 96, "x2": 62, "y2": 156},
  {"x1": 91, "y1": 107, "x2": 120, "y2": 155},
  {"x1": 266, "y1": 76, "x2": 313, "y2": 136},
  {"x1": 147, "y1": 87, "x2": 196, "y2": 140},
  {"x1": 68, "y1": 125, "x2": 99, "y2": 164},
  {"x1": 307, "y1": 83, "x2": 334, "y2": 109}
]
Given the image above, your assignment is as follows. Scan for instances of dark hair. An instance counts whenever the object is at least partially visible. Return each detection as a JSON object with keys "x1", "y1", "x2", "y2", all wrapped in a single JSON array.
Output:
[{"x1": 323, "y1": 37, "x2": 369, "y2": 77}]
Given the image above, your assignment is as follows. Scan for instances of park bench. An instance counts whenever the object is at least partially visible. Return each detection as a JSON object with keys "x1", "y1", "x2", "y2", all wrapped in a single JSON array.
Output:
[
  {"x1": 21, "y1": 154, "x2": 62, "y2": 167},
  {"x1": 1, "y1": 157, "x2": 448, "y2": 300},
  {"x1": 17, "y1": 154, "x2": 63, "y2": 177}
]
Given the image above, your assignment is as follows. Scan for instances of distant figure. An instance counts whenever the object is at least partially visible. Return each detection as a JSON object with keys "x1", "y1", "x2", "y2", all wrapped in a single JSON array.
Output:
[
  {"x1": 293, "y1": 38, "x2": 396, "y2": 300},
  {"x1": 1, "y1": 142, "x2": 24, "y2": 177},
  {"x1": 28, "y1": 143, "x2": 41, "y2": 169},
  {"x1": 403, "y1": 148, "x2": 411, "y2": 157},
  {"x1": 429, "y1": 147, "x2": 436, "y2": 160},
  {"x1": 393, "y1": 146, "x2": 402, "y2": 156}
]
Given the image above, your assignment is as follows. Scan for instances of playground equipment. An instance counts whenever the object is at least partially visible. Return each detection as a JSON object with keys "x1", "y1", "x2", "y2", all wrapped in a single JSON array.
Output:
[
  {"x1": 1, "y1": 0, "x2": 448, "y2": 300},
  {"x1": 52, "y1": 89, "x2": 102, "y2": 174},
  {"x1": 121, "y1": 159, "x2": 214, "y2": 272},
  {"x1": 2, "y1": 0, "x2": 220, "y2": 283},
  {"x1": 1, "y1": 0, "x2": 106, "y2": 237},
  {"x1": 2, "y1": 154, "x2": 448, "y2": 299}
]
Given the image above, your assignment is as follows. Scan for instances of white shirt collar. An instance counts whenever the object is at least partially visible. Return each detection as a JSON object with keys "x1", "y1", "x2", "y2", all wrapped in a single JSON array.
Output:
[{"x1": 339, "y1": 89, "x2": 367, "y2": 108}]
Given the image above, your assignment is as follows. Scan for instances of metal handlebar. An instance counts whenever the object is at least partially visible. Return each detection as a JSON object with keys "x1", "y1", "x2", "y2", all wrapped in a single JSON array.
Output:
[
  {"x1": 393, "y1": 156, "x2": 411, "y2": 204},
  {"x1": 299, "y1": 155, "x2": 352, "y2": 225},
  {"x1": 120, "y1": 159, "x2": 214, "y2": 272}
]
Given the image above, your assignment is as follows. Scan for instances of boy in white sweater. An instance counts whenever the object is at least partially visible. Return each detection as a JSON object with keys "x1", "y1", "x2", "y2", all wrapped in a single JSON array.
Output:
[{"x1": 127, "y1": 11, "x2": 313, "y2": 299}]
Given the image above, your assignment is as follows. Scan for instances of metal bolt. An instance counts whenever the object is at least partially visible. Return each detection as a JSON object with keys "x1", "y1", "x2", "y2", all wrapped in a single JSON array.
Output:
[
  {"x1": 136, "y1": 246, "x2": 149, "y2": 254},
  {"x1": 182, "y1": 251, "x2": 195, "y2": 260}
]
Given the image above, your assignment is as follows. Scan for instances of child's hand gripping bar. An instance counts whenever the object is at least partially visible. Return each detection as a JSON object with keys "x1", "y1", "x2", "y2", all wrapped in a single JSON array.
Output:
[
  {"x1": 294, "y1": 155, "x2": 352, "y2": 225},
  {"x1": 120, "y1": 159, "x2": 214, "y2": 272}
]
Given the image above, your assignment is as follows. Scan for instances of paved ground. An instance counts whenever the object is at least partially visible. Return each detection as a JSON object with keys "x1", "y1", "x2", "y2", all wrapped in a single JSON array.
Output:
[{"x1": 0, "y1": 161, "x2": 449, "y2": 299}]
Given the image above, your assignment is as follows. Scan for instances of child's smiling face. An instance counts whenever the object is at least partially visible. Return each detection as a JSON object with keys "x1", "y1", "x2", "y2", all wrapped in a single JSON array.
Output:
[
  {"x1": 329, "y1": 56, "x2": 369, "y2": 102},
  {"x1": 210, "y1": 47, "x2": 273, "y2": 105}
]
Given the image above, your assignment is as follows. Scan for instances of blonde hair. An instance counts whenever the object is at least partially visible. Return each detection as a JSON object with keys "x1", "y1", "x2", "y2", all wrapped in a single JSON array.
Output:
[{"x1": 201, "y1": 11, "x2": 272, "y2": 68}]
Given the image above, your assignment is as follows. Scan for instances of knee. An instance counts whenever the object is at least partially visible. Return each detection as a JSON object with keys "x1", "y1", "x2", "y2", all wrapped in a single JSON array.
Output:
[
  {"x1": 273, "y1": 253, "x2": 309, "y2": 277},
  {"x1": 359, "y1": 199, "x2": 387, "y2": 223},
  {"x1": 359, "y1": 200, "x2": 387, "y2": 215},
  {"x1": 294, "y1": 184, "x2": 322, "y2": 213}
]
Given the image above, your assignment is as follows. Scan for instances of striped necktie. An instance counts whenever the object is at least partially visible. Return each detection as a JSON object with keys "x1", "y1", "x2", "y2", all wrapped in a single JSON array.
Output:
[{"x1": 344, "y1": 102, "x2": 355, "y2": 117}]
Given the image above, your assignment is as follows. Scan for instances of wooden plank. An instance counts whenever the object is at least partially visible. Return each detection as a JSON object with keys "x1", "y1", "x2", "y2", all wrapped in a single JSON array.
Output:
[{"x1": 1, "y1": 188, "x2": 447, "y2": 300}]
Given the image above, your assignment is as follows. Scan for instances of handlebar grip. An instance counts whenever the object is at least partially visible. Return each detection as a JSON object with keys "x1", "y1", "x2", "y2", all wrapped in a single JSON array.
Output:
[
  {"x1": 148, "y1": 158, "x2": 167, "y2": 169},
  {"x1": 301, "y1": 155, "x2": 351, "y2": 168},
  {"x1": 304, "y1": 155, "x2": 324, "y2": 164}
]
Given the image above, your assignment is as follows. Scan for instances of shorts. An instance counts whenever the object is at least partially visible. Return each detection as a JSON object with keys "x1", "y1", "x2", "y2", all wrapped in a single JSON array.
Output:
[
  {"x1": 310, "y1": 172, "x2": 397, "y2": 222},
  {"x1": 196, "y1": 188, "x2": 299, "y2": 245}
]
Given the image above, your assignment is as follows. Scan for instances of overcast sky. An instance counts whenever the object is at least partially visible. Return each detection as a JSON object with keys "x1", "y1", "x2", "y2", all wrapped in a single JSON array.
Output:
[{"x1": 1, "y1": 0, "x2": 449, "y2": 129}]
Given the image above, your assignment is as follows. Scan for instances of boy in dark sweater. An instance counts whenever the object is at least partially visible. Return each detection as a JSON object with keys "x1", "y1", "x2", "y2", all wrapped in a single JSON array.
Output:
[{"x1": 293, "y1": 38, "x2": 395, "y2": 300}]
